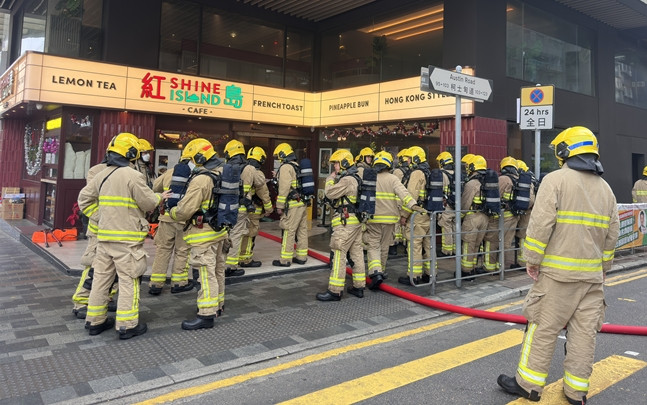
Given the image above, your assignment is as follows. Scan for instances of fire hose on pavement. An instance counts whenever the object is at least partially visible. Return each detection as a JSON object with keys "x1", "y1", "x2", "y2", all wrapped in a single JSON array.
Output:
[{"x1": 258, "y1": 231, "x2": 647, "y2": 336}]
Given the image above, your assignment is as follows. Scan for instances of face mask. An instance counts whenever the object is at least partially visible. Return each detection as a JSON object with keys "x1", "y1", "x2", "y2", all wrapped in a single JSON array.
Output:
[
  {"x1": 188, "y1": 161, "x2": 196, "y2": 171},
  {"x1": 141, "y1": 153, "x2": 150, "y2": 162}
]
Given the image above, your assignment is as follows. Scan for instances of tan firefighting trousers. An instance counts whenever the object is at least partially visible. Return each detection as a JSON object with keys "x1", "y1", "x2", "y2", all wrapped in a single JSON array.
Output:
[
  {"x1": 278, "y1": 205, "x2": 308, "y2": 264},
  {"x1": 86, "y1": 242, "x2": 148, "y2": 330},
  {"x1": 515, "y1": 274, "x2": 605, "y2": 401},
  {"x1": 327, "y1": 221, "x2": 366, "y2": 294},
  {"x1": 437, "y1": 210, "x2": 456, "y2": 255},
  {"x1": 72, "y1": 233, "x2": 117, "y2": 310},
  {"x1": 240, "y1": 212, "x2": 262, "y2": 264},
  {"x1": 483, "y1": 212, "x2": 519, "y2": 271},
  {"x1": 364, "y1": 223, "x2": 395, "y2": 275},
  {"x1": 191, "y1": 239, "x2": 226, "y2": 317},
  {"x1": 515, "y1": 208, "x2": 532, "y2": 264},
  {"x1": 226, "y1": 210, "x2": 250, "y2": 268},
  {"x1": 149, "y1": 221, "x2": 190, "y2": 288},
  {"x1": 403, "y1": 212, "x2": 431, "y2": 277},
  {"x1": 460, "y1": 212, "x2": 488, "y2": 272}
]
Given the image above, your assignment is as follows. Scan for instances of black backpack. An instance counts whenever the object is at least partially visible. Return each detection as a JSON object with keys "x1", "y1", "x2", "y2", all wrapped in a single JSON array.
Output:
[
  {"x1": 440, "y1": 169, "x2": 456, "y2": 209},
  {"x1": 478, "y1": 169, "x2": 501, "y2": 216},
  {"x1": 194, "y1": 163, "x2": 240, "y2": 231},
  {"x1": 166, "y1": 161, "x2": 192, "y2": 209},
  {"x1": 426, "y1": 168, "x2": 445, "y2": 212},
  {"x1": 510, "y1": 171, "x2": 532, "y2": 214},
  {"x1": 287, "y1": 159, "x2": 316, "y2": 203},
  {"x1": 357, "y1": 167, "x2": 376, "y2": 222}
]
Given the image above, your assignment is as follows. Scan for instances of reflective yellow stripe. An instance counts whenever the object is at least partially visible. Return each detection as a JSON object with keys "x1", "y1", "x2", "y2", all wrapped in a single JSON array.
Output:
[
  {"x1": 524, "y1": 236, "x2": 546, "y2": 255},
  {"x1": 367, "y1": 215, "x2": 399, "y2": 224},
  {"x1": 542, "y1": 254, "x2": 602, "y2": 272},
  {"x1": 87, "y1": 304, "x2": 107, "y2": 317},
  {"x1": 603, "y1": 249, "x2": 615, "y2": 262},
  {"x1": 99, "y1": 195, "x2": 138, "y2": 209},
  {"x1": 184, "y1": 229, "x2": 227, "y2": 244},
  {"x1": 97, "y1": 229, "x2": 148, "y2": 241},
  {"x1": 556, "y1": 210, "x2": 610, "y2": 228},
  {"x1": 517, "y1": 322, "x2": 548, "y2": 387},
  {"x1": 88, "y1": 222, "x2": 99, "y2": 234},
  {"x1": 83, "y1": 203, "x2": 98, "y2": 216},
  {"x1": 331, "y1": 216, "x2": 360, "y2": 227},
  {"x1": 637, "y1": 190, "x2": 647, "y2": 195},
  {"x1": 564, "y1": 370, "x2": 589, "y2": 391},
  {"x1": 375, "y1": 192, "x2": 399, "y2": 200}
]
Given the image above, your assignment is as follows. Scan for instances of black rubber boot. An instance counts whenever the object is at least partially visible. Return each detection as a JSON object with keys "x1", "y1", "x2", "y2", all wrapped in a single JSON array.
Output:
[
  {"x1": 225, "y1": 268, "x2": 245, "y2": 277},
  {"x1": 497, "y1": 375, "x2": 540, "y2": 402},
  {"x1": 88, "y1": 317, "x2": 114, "y2": 336},
  {"x1": 171, "y1": 280, "x2": 196, "y2": 293},
  {"x1": 148, "y1": 285, "x2": 163, "y2": 295},
  {"x1": 347, "y1": 286, "x2": 364, "y2": 298},
  {"x1": 118, "y1": 323, "x2": 147, "y2": 340},
  {"x1": 239, "y1": 260, "x2": 261, "y2": 268},
  {"x1": 181, "y1": 316, "x2": 214, "y2": 330},
  {"x1": 72, "y1": 307, "x2": 87, "y2": 319},
  {"x1": 398, "y1": 275, "x2": 420, "y2": 286},
  {"x1": 316, "y1": 290, "x2": 342, "y2": 301},
  {"x1": 292, "y1": 257, "x2": 307, "y2": 265},
  {"x1": 272, "y1": 260, "x2": 290, "y2": 267}
]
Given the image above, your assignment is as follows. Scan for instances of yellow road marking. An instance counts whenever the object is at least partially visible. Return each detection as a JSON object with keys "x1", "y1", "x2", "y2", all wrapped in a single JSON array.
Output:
[
  {"x1": 605, "y1": 268, "x2": 647, "y2": 283},
  {"x1": 507, "y1": 355, "x2": 646, "y2": 404},
  {"x1": 137, "y1": 300, "x2": 524, "y2": 404},
  {"x1": 618, "y1": 298, "x2": 636, "y2": 302},
  {"x1": 605, "y1": 270, "x2": 647, "y2": 286},
  {"x1": 278, "y1": 329, "x2": 524, "y2": 405}
]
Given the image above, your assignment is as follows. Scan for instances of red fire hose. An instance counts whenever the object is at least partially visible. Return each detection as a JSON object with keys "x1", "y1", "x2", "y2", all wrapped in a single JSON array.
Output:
[{"x1": 258, "y1": 231, "x2": 647, "y2": 336}]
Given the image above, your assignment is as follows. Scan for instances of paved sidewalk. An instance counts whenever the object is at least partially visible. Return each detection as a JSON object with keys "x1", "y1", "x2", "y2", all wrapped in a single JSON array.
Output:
[{"x1": 0, "y1": 218, "x2": 645, "y2": 404}]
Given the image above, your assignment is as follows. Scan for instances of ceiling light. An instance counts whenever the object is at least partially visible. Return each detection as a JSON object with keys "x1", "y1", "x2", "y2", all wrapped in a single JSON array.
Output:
[
  {"x1": 395, "y1": 25, "x2": 443, "y2": 41},
  {"x1": 360, "y1": 5, "x2": 443, "y2": 34}
]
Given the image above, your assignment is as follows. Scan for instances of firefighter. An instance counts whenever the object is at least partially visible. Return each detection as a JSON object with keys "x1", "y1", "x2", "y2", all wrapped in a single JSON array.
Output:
[
  {"x1": 272, "y1": 143, "x2": 308, "y2": 267},
  {"x1": 78, "y1": 132, "x2": 170, "y2": 339},
  {"x1": 355, "y1": 146, "x2": 374, "y2": 177},
  {"x1": 389, "y1": 148, "x2": 410, "y2": 256},
  {"x1": 498, "y1": 126, "x2": 619, "y2": 405},
  {"x1": 169, "y1": 138, "x2": 229, "y2": 330},
  {"x1": 460, "y1": 153, "x2": 475, "y2": 185},
  {"x1": 460, "y1": 155, "x2": 490, "y2": 278},
  {"x1": 135, "y1": 138, "x2": 156, "y2": 188},
  {"x1": 365, "y1": 151, "x2": 421, "y2": 289},
  {"x1": 436, "y1": 151, "x2": 456, "y2": 256},
  {"x1": 147, "y1": 157, "x2": 195, "y2": 295},
  {"x1": 238, "y1": 146, "x2": 274, "y2": 267},
  {"x1": 316, "y1": 150, "x2": 366, "y2": 301},
  {"x1": 514, "y1": 160, "x2": 537, "y2": 268},
  {"x1": 398, "y1": 146, "x2": 432, "y2": 285},
  {"x1": 632, "y1": 165, "x2": 647, "y2": 202},
  {"x1": 483, "y1": 157, "x2": 519, "y2": 272},
  {"x1": 72, "y1": 149, "x2": 117, "y2": 319}
]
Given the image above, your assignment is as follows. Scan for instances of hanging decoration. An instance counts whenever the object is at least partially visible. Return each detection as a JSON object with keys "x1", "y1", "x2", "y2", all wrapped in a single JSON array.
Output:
[
  {"x1": 24, "y1": 122, "x2": 45, "y2": 176},
  {"x1": 69, "y1": 114, "x2": 92, "y2": 127},
  {"x1": 157, "y1": 130, "x2": 230, "y2": 146},
  {"x1": 323, "y1": 121, "x2": 439, "y2": 141},
  {"x1": 43, "y1": 137, "x2": 60, "y2": 154}
]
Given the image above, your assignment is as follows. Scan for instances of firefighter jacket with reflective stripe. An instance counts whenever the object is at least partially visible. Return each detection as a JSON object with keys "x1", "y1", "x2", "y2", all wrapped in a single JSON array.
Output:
[
  {"x1": 78, "y1": 166, "x2": 161, "y2": 245},
  {"x1": 369, "y1": 171, "x2": 416, "y2": 224},
  {"x1": 153, "y1": 168, "x2": 182, "y2": 224},
  {"x1": 401, "y1": 168, "x2": 426, "y2": 220},
  {"x1": 500, "y1": 174, "x2": 516, "y2": 206},
  {"x1": 442, "y1": 169, "x2": 454, "y2": 195},
  {"x1": 169, "y1": 166, "x2": 228, "y2": 246},
  {"x1": 241, "y1": 164, "x2": 273, "y2": 214},
  {"x1": 461, "y1": 175, "x2": 484, "y2": 213},
  {"x1": 81, "y1": 163, "x2": 108, "y2": 235},
  {"x1": 632, "y1": 178, "x2": 647, "y2": 203},
  {"x1": 135, "y1": 160, "x2": 155, "y2": 189},
  {"x1": 325, "y1": 172, "x2": 359, "y2": 227},
  {"x1": 275, "y1": 161, "x2": 304, "y2": 210},
  {"x1": 523, "y1": 162, "x2": 619, "y2": 282}
]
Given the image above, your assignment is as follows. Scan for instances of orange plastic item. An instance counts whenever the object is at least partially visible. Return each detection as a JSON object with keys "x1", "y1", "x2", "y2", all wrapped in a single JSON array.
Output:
[
  {"x1": 148, "y1": 223, "x2": 159, "y2": 238},
  {"x1": 31, "y1": 228, "x2": 78, "y2": 243}
]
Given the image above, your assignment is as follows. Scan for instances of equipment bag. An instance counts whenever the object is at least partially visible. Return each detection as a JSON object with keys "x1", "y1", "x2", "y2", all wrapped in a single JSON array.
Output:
[
  {"x1": 297, "y1": 158, "x2": 316, "y2": 199},
  {"x1": 167, "y1": 161, "x2": 192, "y2": 209},
  {"x1": 511, "y1": 171, "x2": 532, "y2": 214},
  {"x1": 200, "y1": 164, "x2": 241, "y2": 231},
  {"x1": 480, "y1": 169, "x2": 501, "y2": 216},
  {"x1": 441, "y1": 169, "x2": 456, "y2": 209},
  {"x1": 426, "y1": 168, "x2": 445, "y2": 212},
  {"x1": 357, "y1": 167, "x2": 376, "y2": 222}
]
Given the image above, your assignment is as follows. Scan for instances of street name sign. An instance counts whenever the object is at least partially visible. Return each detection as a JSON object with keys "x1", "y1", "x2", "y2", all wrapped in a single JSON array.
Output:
[{"x1": 421, "y1": 65, "x2": 493, "y2": 102}]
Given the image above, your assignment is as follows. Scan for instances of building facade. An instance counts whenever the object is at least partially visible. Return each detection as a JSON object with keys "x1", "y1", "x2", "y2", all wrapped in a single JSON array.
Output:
[{"x1": 0, "y1": 0, "x2": 645, "y2": 228}]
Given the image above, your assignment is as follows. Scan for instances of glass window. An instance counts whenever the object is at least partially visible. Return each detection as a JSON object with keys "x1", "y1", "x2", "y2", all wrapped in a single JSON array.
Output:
[
  {"x1": 0, "y1": 12, "x2": 10, "y2": 72},
  {"x1": 159, "y1": 0, "x2": 200, "y2": 74},
  {"x1": 320, "y1": 3, "x2": 443, "y2": 90},
  {"x1": 200, "y1": 7, "x2": 284, "y2": 86},
  {"x1": 62, "y1": 112, "x2": 93, "y2": 179},
  {"x1": 46, "y1": 0, "x2": 103, "y2": 60},
  {"x1": 506, "y1": 1, "x2": 594, "y2": 96},
  {"x1": 285, "y1": 29, "x2": 313, "y2": 91},
  {"x1": 615, "y1": 42, "x2": 647, "y2": 109},
  {"x1": 21, "y1": 0, "x2": 47, "y2": 55}
]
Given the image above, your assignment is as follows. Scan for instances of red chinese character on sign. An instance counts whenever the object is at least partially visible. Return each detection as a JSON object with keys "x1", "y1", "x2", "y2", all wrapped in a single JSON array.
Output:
[{"x1": 141, "y1": 72, "x2": 166, "y2": 100}]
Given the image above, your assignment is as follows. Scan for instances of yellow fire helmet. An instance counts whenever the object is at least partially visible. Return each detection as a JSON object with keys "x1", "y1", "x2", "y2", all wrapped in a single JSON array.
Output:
[
  {"x1": 181, "y1": 138, "x2": 216, "y2": 166},
  {"x1": 468, "y1": 155, "x2": 487, "y2": 174},
  {"x1": 550, "y1": 126, "x2": 599, "y2": 166},
  {"x1": 107, "y1": 132, "x2": 140, "y2": 161},
  {"x1": 461, "y1": 153, "x2": 475, "y2": 165},
  {"x1": 373, "y1": 150, "x2": 393, "y2": 169},
  {"x1": 137, "y1": 138, "x2": 154, "y2": 152},
  {"x1": 404, "y1": 145, "x2": 427, "y2": 165},
  {"x1": 224, "y1": 139, "x2": 245, "y2": 159},
  {"x1": 357, "y1": 147, "x2": 375, "y2": 163},
  {"x1": 396, "y1": 148, "x2": 409, "y2": 164},
  {"x1": 643, "y1": 165, "x2": 647, "y2": 177},
  {"x1": 330, "y1": 149, "x2": 354, "y2": 170},
  {"x1": 273, "y1": 143, "x2": 294, "y2": 161},
  {"x1": 500, "y1": 156, "x2": 518, "y2": 171},
  {"x1": 436, "y1": 151, "x2": 453, "y2": 168},
  {"x1": 517, "y1": 160, "x2": 529, "y2": 172},
  {"x1": 247, "y1": 146, "x2": 267, "y2": 164}
]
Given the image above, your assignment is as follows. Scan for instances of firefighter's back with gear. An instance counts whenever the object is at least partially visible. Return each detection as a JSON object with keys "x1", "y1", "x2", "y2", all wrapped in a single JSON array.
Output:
[
  {"x1": 398, "y1": 146, "x2": 432, "y2": 285},
  {"x1": 632, "y1": 165, "x2": 647, "y2": 203},
  {"x1": 78, "y1": 132, "x2": 167, "y2": 338},
  {"x1": 316, "y1": 149, "x2": 366, "y2": 301},
  {"x1": 513, "y1": 160, "x2": 537, "y2": 266},
  {"x1": 390, "y1": 148, "x2": 410, "y2": 253},
  {"x1": 169, "y1": 138, "x2": 230, "y2": 330},
  {"x1": 484, "y1": 157, "x2": 517, "y2": 272},
  {"x1": 148, "y1": 161, "x2": 196, "y2": 296},
  {"x1": 272, "y1": 143, "x2": 309, "y2": 267},
  {"x1": 459, "y1": 155, "x2": 490, "y2": 277},
  {"x1": 460, "y1": 153, "x2": 475, "y2": 185},
  {"x1": 436, "y1": 151, "x2": 457, "y2": 255},
  {"x1": 238, "y1": 146, "x2": 273, "y2": 267},
  {"x1": 498, "y1": 126, "x2": 619, "y2": 404},
  {"x1": 365, "y1": 151, "x2": 420, "y2": 289}
]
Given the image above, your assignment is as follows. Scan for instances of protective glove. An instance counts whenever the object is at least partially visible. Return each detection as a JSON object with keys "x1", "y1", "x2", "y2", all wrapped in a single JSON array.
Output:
[{"x1": 412, "y1": 205, "x2": 428, "y2": 214}]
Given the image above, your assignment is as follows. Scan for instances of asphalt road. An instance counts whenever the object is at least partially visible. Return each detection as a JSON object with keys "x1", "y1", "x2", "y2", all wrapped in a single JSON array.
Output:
[{"x1": 129, "y1": 269, "x2": 647, "y2": 404}]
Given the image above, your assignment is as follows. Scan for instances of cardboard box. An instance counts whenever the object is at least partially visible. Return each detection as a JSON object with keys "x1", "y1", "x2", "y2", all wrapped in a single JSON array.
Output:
[
  {"x1": 1, "y1": 202, "x2": 24, "y2": 220},
  {"x1": 2, "y1": 187, "x2": 20, "y2": 197}
]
